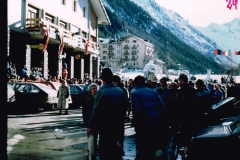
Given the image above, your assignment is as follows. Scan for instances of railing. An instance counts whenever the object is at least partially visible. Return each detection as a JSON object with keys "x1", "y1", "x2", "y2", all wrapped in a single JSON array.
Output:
[
  {"x1": 123, "y1": 58, "x2": 129, "y2": 61},
  {"x1": 108, "y1": 47, "x2": 114, "y2": 50},
  {"x1": 132, "y1": 46, "x2": 137, "y2": 49},
  {"x1": 108, "y1": 53, "x2": 114, "y2": 56},
  {"x1": 132, "y1": 58, "x2": 137, "y2": 61},
  {"x1": 124, "y1": 46, "x2": 129, "y2": 49},
  {"x1": 132, "y1": 52, "x2": 137, "y2": 55},
  {"x1": 25, "y1": 18, "x2": 98, "y2": 54},
  {"x1": 123, "y1": 52, "x2": 129, "y2": 55}
]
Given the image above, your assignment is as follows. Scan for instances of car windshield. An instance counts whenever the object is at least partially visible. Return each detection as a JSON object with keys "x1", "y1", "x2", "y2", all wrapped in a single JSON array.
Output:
[
  {"x1": 32, "y1": 83, "x2": 57, "y2": 94},
  {"x1": 230, "y1": 114, "x2": 240, "y2": 136}
]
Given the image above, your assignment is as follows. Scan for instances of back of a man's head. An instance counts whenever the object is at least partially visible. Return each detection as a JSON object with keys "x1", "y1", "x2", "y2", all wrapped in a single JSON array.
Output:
[
  {"x1": 102, "y1": 68, "x2": 113, "y2": 83},
  {"x1": 134, "y1": 76, "x2": 145, "y2": 87},
  {"x1": 179, "y1": 74, "x2": 188, "y2": 83},
  {"x1": 113, "y1": 75, "x2": 121, "y2": 84}
]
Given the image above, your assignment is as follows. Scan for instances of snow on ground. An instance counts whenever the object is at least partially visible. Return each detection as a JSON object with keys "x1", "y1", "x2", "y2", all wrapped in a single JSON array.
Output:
[{"x1": 116, "y1": 70, "x2": 240, "y2": 83}]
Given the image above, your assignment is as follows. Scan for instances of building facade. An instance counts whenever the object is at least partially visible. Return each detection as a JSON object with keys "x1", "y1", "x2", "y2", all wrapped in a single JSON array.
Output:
[
  {"x1": 99, "y1": 36, "x2": 156, "y2": 70},
  {"x1": 8, "y1": 0, "x2": 110, "y2": 80}
]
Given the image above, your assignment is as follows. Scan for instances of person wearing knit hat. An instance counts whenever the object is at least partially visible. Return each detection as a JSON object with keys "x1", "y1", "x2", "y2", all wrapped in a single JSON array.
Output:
[
  {"x1": 83, "y1": 83, "x2": 98, "y2": 156},
  {"x1": 147, "y1": 74, "x2": 158, "y2": 89}
]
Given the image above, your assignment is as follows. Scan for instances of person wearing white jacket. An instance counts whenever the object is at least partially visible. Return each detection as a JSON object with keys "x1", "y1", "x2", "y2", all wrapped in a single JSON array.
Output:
[{"x1": 57, "y1": 80, "x2": 70, "y2": 115}]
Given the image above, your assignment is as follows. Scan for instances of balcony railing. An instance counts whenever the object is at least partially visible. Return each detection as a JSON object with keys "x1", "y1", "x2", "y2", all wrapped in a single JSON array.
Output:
[
  {"x1": 108, "y1": 53, "x2": 114, "y2": 56},
  {"x1": 123, "y1": 52, "x2": 129, "y2": 55},
  {"x1": 108, "y1": 47, "x2": 114, "y2": 50},
  {"x1": 124, "y1": 46, "x2": 129, "y2": 49},
  {"x1": 132, "y1": 52, "x2": 137, "y2": 55},
  {"x1": 25, "y1": 18, "x2": 98, "y2": 54},
  {"x1": 123, "y1": 58, "x2": 129, "y2": 61},
  {"x1": 132, "y1": 58, "x2": 137, "y2": 61},
  {"x1": 132, "y1": 46, "x2": 137, "y2": 49}
]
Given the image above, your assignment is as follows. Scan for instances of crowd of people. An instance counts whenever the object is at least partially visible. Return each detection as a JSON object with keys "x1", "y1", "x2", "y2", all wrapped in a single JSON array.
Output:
[
  {"x1": 8, "y1": 63, "x2": 240, "y2": 160},
  {"x1": 79, "y1": 68, "x2": 240, "y2": 160}
]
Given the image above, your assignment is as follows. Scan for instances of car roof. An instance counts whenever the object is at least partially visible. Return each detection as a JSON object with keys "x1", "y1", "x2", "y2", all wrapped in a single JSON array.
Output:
[{"x1": 31, "y1": 83, "x2": 57, "y2": 95}]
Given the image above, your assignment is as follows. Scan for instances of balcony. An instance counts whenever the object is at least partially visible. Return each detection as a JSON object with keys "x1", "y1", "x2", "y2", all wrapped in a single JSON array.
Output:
[
  {"x1": 123, "y1": 52, "x2": 129, "y2": 55},
  {"x1": 108, "y1": 53, "x2": 114, "y2": 56},
  {"x1": 132, "y1": 46, "x2": 137, "y2": 49},
  {"x1": 108, "y1": 47, "x2": 114, "y2": 50},
  {"x1": 132, "y1": 52, "x2": 137, "y2": 55},
  {"x1": 123, "y1": 58, "x2": 129, "y2": 61},
  {"x1": 25, "y1": 18, "x2": 98, "y2": 55},
  {"x1": 124, "y1": 46, "x2": 129, "y2": 49},
  {"x1": 132, "y1": 58, "x2": 137, "y2": 61}
]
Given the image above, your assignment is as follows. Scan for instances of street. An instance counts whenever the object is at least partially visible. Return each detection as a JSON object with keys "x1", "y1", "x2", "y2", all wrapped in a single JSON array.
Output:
[{"x1": 7, "y1": 108, "x2": 136, "y2": 160}]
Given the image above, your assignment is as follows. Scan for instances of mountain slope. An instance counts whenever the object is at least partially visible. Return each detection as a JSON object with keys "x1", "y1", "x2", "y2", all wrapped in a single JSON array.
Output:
[
  {"x1": 195, "y1": 17, "x2": 240, "y2": 64},
  {"x1": 129, "y1": 0, "x2": 236, "y2": 68},
  {"x1": 99, "y1": 0, "x2": 226, "y2": 74}
]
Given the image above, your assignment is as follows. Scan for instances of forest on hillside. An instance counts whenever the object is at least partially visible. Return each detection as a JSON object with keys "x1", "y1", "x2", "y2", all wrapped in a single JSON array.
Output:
[{"x1": 98, "y1": 0, "x2": 226, "y2": 74}]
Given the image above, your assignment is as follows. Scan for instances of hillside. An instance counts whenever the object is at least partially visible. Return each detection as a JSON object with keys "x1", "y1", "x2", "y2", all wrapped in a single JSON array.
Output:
[{"x1": 98, "y1": 0, "x2": 227, "y2": 74}]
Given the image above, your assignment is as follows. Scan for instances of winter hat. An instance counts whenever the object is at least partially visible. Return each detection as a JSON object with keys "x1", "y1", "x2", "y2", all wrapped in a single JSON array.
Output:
[
  {"x1": 148, "y1": 74, "x2": 158, "y2": 83},
  {"x1": 88, "y1": 83, "x2": 97, "y2": 90}
]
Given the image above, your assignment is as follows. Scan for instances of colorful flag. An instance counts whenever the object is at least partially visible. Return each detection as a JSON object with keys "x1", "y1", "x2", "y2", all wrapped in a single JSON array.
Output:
[
  {"x1": 57, "y1": 29, "x2": 64, "y2": 57},
  {"x1": 214, "y1": 49, "x2": 221, "y2": 55},
  {"x1": 85, "y1": 40, "x2": 90, "y2": 55},
  {"x1": 222, "y1": 50, "x2": 231, "y2": 56},
  {"x1": 42, "y1": 24, "x2": 49, "y2": 53},
  {"x1": 235, "y1": 51, "x2": 240, "y2": 55}
]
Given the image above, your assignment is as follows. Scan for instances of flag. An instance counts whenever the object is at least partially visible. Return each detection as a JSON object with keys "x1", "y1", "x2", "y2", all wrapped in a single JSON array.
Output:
[
  {"x1": 41, "y1": 22, "x2": 50, "y2": 52},
  {"x1": 235, "y1": 51, "x2": 240, "y2": 55},
  {"x1": 57, "y1": 29, "x2": 64, "y2": 57},
  {"x1": 85, "y1": 40, "x2": 90, "y2": 55},
  {"x1": 214, "y1": 49, "x2": 221, "y2": 55},
  {"x1": 222, "y1": 50, "x2": 231, "y2": 56}
]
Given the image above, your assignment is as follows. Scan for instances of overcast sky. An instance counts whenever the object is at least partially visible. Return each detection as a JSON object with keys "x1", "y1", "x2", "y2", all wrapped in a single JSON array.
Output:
[{"x1": 155, "y1": 0, "x2": 240, "y2": 27}]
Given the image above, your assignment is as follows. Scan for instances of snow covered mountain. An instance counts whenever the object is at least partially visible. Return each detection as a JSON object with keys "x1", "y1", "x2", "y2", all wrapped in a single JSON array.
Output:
[
  {"x1": 195, "y1": 17, "x2": 240, "y2": 64},
  {"x1": 128, "y1": 0, "x2": 237, "y2": 67}
]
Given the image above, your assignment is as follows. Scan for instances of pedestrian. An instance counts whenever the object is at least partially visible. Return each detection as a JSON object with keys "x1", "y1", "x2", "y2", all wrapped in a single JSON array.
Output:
[
  {"x1": 87, "y1": 68, "x2": 127, "y2": 160},
  {"x1": 113, "y1": 75, "x2": 129, "y2": 156},
  {"x1": 20, "y1": 65, "x2": 28, "y2": 81},
  {"x1": 82, "y1": 83, "x2": 99, "y2": 156},
  {"x1": 176, "y1": 74, "x2": 198, "y2": 153},
  {"x1": 131, "y1": 75, "x2": 166, "y2": 160},
  {"x1": 146, "y1": 74, "x2": 158, "y2": 89},
  {"x1": 57, "y1": 80, "x2": 70, "y2": 115},
  {"x1": 155, "y1": 77, "x2": 170, "y2": 103}
]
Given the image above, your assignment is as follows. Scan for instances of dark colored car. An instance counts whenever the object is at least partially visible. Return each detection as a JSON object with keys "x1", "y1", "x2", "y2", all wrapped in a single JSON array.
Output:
[
  {"x1": 14, "y1": 83, "x2": 59, "y2": 110},
  {"x1": 184, "y1": 114, "x2": 240, "y2": 160},
  {"x1": 68, "y1": 84, "x2": 84, "y2": 108}
]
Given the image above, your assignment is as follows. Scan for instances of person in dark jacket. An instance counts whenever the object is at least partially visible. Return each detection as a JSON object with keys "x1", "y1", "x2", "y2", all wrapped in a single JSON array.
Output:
[
  {"x1": 176, "y1": 74, "x2": 198, "y2": 153},
  {"x1": 131, "y1": 76, "x2": 166, "y2": 160},
  {"x1": 113, "y1": 75, "x2": 129, "y2": 156},
  {"x1": 87, "y1": 68, "x2": 127, "y2": 160},
  {"x1": 82, "y1": 83, "x2": 98, "y2": 155}
]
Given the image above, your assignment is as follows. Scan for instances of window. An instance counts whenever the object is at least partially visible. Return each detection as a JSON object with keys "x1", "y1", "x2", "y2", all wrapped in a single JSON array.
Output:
[
  {"x1": 103, "y1": 45, "x2": 107, "y2": 48},
  {"x1": 62, "y1": 0, "x2": 66, "y2": 5},
  {"x1": 137, "y1": 50, "x2": 139, "y2": 53},
  {"x1": 70, "y1": 86, "x2": 80, "y2": 94},
  {"x1": 109, "y1": 45, "x2": 112, "y2": 48},
  {"x1": 82, "y1": 31, "x2": 87, "y2": 38},
  {"x1": 117, "y1": 50, "x2": 120, "y2": 54},
  {"x1": 126, "y1": 40, "x2": 129, "y2": 43},
  {"x1": 45, "y1": 13, "x2": 54, "y2": 23},
  {"x1": 73, "y1": 0, "x2": 77, "y2": 12},
  {"x1": 137, "y1": 44, "x2": 139, "y2": 47},
  {"x1": 117, "y1": 45, "x2": 120, "y2": 48},
  {"x1": 60, "y1": 20, "x2": 67, "y2": 29},
  {"x1": 103, "y1": 51, "x2": 107, "y2": 54},
  {"x1": 133, "y1": 40, "x2": 137, "y2": 43},
  {"x1": 103, "y1": 56, "x2": 106, "y2": 59},
  {"x1": 83, "y1": 7, "x2": 86, "y2": 17}
]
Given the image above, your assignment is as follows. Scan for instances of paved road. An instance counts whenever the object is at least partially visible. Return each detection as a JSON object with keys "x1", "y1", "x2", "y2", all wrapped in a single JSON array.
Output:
[{"x1": 7, "y1": 108, "x2": 136, "y2": 160}]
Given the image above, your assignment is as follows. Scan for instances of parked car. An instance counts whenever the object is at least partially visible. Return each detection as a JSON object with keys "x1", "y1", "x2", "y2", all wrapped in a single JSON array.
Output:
[
  {"x1": 183, "y1": 114, "x2": 240, "y2": 160},
  {"x1": 34, "y1": 81, "x2": 72, "y2": 105},
  {"x1": 14, "y1": 83, "x2": 60, "y2": 111},
  {"x1": 68, "y1": 84, "x2": 84, "y2": 108},
  {"x1": 7, "y1": 83, "x2": 15, "y2": 103}
]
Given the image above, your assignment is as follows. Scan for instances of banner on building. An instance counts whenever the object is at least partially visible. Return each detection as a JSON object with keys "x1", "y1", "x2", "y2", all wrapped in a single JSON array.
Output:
[
  {"x1": 41, "y1": 22, "x2": 50, "y2": 53},
  {"x1": 222, "y1": 50, "x2": 231, "y2": 56},
  {"x1": 58, "y1": 29, "x2": 64, "y2": 57},
  {"x1": 214, "y1": 49, "x2": 221, "y2": 55}
]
